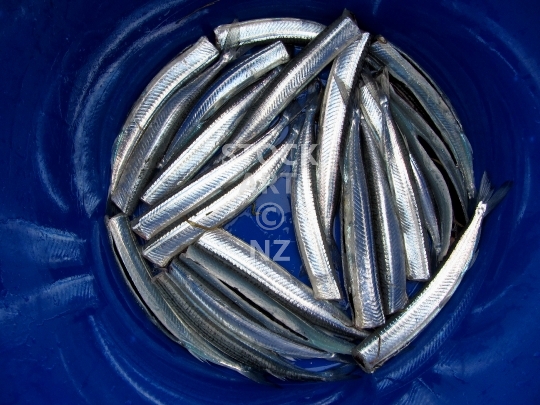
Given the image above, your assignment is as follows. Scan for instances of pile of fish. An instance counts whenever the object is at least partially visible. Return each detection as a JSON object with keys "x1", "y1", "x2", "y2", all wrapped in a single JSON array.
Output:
[{"x1": 106, "y1": 11, "x2": 509, "y2": 381}]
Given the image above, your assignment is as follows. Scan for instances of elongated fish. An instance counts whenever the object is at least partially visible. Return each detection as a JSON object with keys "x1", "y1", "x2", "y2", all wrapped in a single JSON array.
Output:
[
  {"x1": 409, "y1": 154, "x2": 442, "y2": 259},
  {"x1": 133, "y1": 104, "x2": 303, "y2": 239},
  {"x1": 353, "y1": 174, "x2": 510, "y2": 372},
  {"x1": 316, "y1": 33, "x2": 370, "y2": 243},
  {"x1": 168, "y1": 260, "x2": 335, "y2": 360},
  {"x1": 390, "y1": 99, "x2": 453, "y2": 260},
  {"x1": 360, "y1": 115, "x2": 408, "y2": 315},
  {"x1": 181, "y1": 247, "x2": 355, "y2": 355},
  {"x1": 380, "y1": 95, "x2": 431, "y2": 281},
  {"x1": 142, "y1": 131, "x2": 298, "y2": 267},
  {"x1": 292, "y1": 93, "x2": 342, "y2": 300},
  {"x1": 106, "y1": 214, "x2": 262, "y2": 380},
  {"x1": 390, "y1": 87, "x2": 469, "y2": 221},
  {"x1": 224, "y1": 11, "x2": 362, "y2": 156},
  {"x1": 111, "y1": 47, "x2": 242, "y2": 214},
  {"x1": 195, "y1": 229, "x2": 366, "y2": 339},
  {"x1": 140, "y1": 70, "x2": 278, "y2": 205},
  {"x1": 160, "y1": 41, "x2": 291, "y2": 168},
  {"x1": 110, "y1": 37, "x2": 219, "y2": 193},
  {"x1": 157, "y1": 270, "x2": 353, "y2": 381},
  {"x1": 370, "y1": 38, "x2": 475, "y2": 198},
  {"x1": 215, "y1": 18, "x2": 325, "y2": 49},
  {"x1": 342, "y1": 109, "x2": 385, "y2": 328},
  {"x1": 359, "y1": 70, "x2": 383, "y2": 143}
]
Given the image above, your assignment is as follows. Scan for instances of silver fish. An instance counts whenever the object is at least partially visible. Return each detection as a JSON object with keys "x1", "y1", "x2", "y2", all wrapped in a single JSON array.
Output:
[
  {"x1": 341, "y1": 109, "x2": 385, "y2": 329},
  {"x1": 316, "y1": 33, "x2": 370, "y2": 243},
  {"x1": 157, "y1": 270, "x2": 352, "y2": 381},
  {"x1": 390, "y1": 87, "x2": 469, "y2": 222},
  {"x1": 195, "y1": 229, "x2": 366, "y2": 339},
  {"x1": 140, "y1": 70, "x2": 278, "y2": 206},
  {"x1": 370, "y1": 38, "x2": 475, "y2": 198},
  {"x1": 142, "y1": 133, "x2": 297, "y2": 267},
  {"x1": 133, "y1": 104, "x2": 303, "y2": 240},
  {"x1": 110, "y1": 48, "x2": 242, "y2": 214},
  {"x1": 160, "y1": 41, "x2": 291, "y2": 168},
  {"x1": 110, "y1": 37, "x2": 219, "y2": 193},
  {"x1": 182, "y1": 247, "x2": 355, "y2": 356},
  {"x1": 168, "y1": 260, "x2": 334, "y2": 360},
  {"x1": 359, "y1": 70, "x2": 383, "y2": 143},
  {"x1": 215, "y1": 18, "x2": 325, "y2": 49},
  {"x1": 360, "y1": 115, "x2": 408, "y2": 315},
  {"x1": 390, "y1": 99, "x2": 453, "y2": 260},
  {"x1": 353, "y1": 174, "x2": 508, "y2": 372},
  {"x1": 409, "y1": 154, "x2": 442, "y2": 258},
  {"x1": 106, "y1": 214, "x2": 259, "y2": 378},
  {"x1": 291, "y1": 94, "x2": 343, "y2": 301},
  {"x1": 380, "y1": 95, "x2": 431, "y2": 281},
  {"x1": 224, "y1": 11, "x2": 362, "y2": 156}
]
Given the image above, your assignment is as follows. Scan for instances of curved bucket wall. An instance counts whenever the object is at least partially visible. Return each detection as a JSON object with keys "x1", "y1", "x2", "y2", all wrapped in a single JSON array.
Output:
[{"x1": 1, "y1": 0, "x2": 539, "y2": 403}]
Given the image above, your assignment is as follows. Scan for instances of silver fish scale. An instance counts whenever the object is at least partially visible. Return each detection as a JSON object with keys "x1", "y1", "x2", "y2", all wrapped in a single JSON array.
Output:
[
  {"x1": 354, "y1": 200, "x2": 488, "y2": 373},
  {"x1": 110, "y1": 37, "x2": 219, "y2": 192},
  {"x1": 226, "y1": 13, "x2": 361, "y2": 150},
  {"x1": 169, "y1": 261, "x2": 331, "y2": 360},
  {"x1": 317, "y1": 33, "x2": 370, "y2": 243},
  {"x1": 409, "y1": 154, "x2": 442, "y2": 257},
  {"x1": 142, "y1": 140, "x2": 294, "y2": 267},
  {"x1": 381, "y1": 97, "x2": 431, "y2": 281},
  {"x1": 111, "y1": 53, "x2": 236, "y2": 214},
  {"x1": 133, "y1": 117, "x2": 291, "y2": 240},
  {"x1": 370, "y1": 40, "x2": 475, "y2": 198},
  {"x1": 160, "y1": 42, "x2": 291, "y2": 167},
  {"x1": 182, "y1": 247, "x2": 356, "y2": 355},
  {"x1": 195, "y1": 229, "x2": 367, "y2": 339},
  {"x1": 107, "y1": 214, "x2": 242, "y2": 369},
  {"x1": 292, "y1": 107, "x2": 343, "y2": 300},
  {"x1": 141, "y1": 72, "x2": 277, "y2": 206},
  {"x1": 342, "y1": 112, "x2": 385, "y2": 329},
  {"x1": 360, "y1": 77, "x2": 383, "y2": 143},
  {"x1": 158, "y1": 271, "x2": 336, "y2": 381},
  {"x1": 215, "y1": 18, "x2": 325, "y2": 49},
  {"x1": 390, "y1": 88, "x2": 469, "y2": 221},
  {"x1": 360, "y1": 116, "x2": 408, "y2": 315}
]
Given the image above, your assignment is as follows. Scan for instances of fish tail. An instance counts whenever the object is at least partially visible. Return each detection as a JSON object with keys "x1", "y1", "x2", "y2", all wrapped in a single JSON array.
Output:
[{"x1": 477, "y1": 172, "x2": 512, "y2": 216}]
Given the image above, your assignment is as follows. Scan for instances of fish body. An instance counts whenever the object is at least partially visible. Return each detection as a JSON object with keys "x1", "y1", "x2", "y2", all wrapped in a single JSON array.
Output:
[
  {"x1": 360, "y1": 116, "x2": 408, "y2": 314},
  {"x1": 409, "y1": 154, "x2": 442, "y2": 258},
  {"x1": 141, "y1": 70, "x2": 278, "y2": 205},
  {"x1": 183, "y1": 246, "x2": 355, "y2": 355},
  {"x1": 157, "y1": 270, "x2": 350, "y2": 381},
  {"x1": 316, "y1": 33, "x2": 370, "y2": 243},
  {"x1": 106, "y1": 214, "x2": 258, "y2": 376},
  {"x1": 142, "y1": 132, "x2": 297, "y2": 267},
  {"x1": 292, "y1": 96, "x2": 343, "y2": 301},
  {"x1": 133, "y1": 105, "x2": 303, "y2": 239},
  {"x1": 169, "y1": 260, "x2": 333, "y2": 360},
  {"x1": 353, "y1": 175, "x2": 506, "y2": 372},
  {"x1": 195, "y1": 229, "x2": 366, "y2": 339},
  {"x1": 225, "y1": 12, "x2": 362, "y2": 155},
  {"x1": 215, "y1": 18, "x2": 325, "y2": 49},
  {"x1": 341, "y1": 110, "x2": 385, "y2": 328},
  {"x1": 370, "y1": 39, "x2": 475, "y2": 198},
  {"x1": 110, "y1": 37, "x2": 219, "y2": 193},
  {"x1": 111, "y1": 49, "x2": 240, "y2": 214},
  {"x1": 390, "y1": 88, "x2": 469, "y2": 222},
  {"x1": 160, "y1": 41, "x2": 291, "y2": 167},
  {"x1": 380, "y1": 96, "x2": 431, "y2": 281}
]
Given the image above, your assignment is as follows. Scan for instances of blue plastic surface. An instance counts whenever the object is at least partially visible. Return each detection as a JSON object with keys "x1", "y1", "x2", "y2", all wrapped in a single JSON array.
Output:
[{"x1": 1, "y1": 0, "x2": 539, "y2": 403}]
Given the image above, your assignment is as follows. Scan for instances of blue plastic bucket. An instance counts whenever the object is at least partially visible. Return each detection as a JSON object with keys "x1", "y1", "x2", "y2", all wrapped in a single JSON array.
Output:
[{"x1": 1, "y1": 0, "x2": 539, "y2": 403}]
